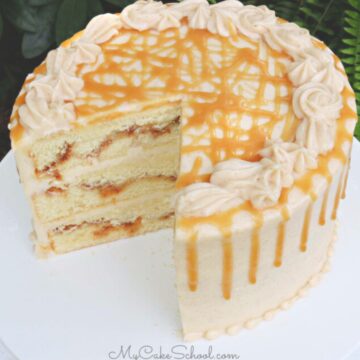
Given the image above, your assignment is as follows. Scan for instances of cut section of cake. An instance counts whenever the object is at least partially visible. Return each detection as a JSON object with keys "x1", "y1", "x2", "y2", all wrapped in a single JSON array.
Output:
[{"x1": 10, "y1": 0, "x2": 358, "y2": 341}]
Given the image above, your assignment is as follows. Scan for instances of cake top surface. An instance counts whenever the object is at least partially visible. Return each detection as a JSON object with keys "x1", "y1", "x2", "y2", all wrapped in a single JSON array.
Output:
[{"x1": 9, "y1": 0, "x2": 357, "y2": 215}]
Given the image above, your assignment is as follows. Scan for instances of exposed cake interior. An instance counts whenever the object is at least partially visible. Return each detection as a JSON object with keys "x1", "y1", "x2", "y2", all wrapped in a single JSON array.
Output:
[{"x1": 15, "y1": 101, "x2": 181, "y2": 255}]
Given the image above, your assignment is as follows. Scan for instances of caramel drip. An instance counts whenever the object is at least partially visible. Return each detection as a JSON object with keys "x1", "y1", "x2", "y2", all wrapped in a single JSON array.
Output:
[
  {"x1": 341, "y1": 161, "x2": 350, "y2": 199},
  {"x1": 222, "y1": 234, "x2": 233, "y2": 300},
  {"x1": 331, "y1": 167, "x2": 346, "y2": 220},
  {"x1": 274, "y1": 207, "x2": 290, "y2": 267},
  {"x1": 249, "y1": 212, "x2": 264, "y2": 284},
  {"x1": 319, "y1": 180, "x2": 331, "y2": 226},
  {"x1": 300, "y1": 201, "x2": 313, "y2": 252},
  {"x1": 180, "y1": 204, "x2": 248, "y2": 299},
  {"x1": 187, "y1": 232, "x2": 198, "y2": 292}
]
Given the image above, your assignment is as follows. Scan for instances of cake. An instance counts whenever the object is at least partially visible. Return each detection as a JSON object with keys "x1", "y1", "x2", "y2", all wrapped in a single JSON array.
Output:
[{"x1": 9, "y1": 0, "x2": 358, "y2": 341}]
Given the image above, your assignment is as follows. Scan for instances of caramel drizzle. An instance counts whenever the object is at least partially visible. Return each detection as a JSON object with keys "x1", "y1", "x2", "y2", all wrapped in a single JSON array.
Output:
[
  {"x1": 187, "y1": 232, "x2": 198, "y2": 292},
  {"x1": 319, "y1": 180, "x2": 331, "y2": 226},
  {"x1": 300, "y1": 200, "x2": 314, "y2": 252},
  {"x1": 341, "y1": 161, "x2": 350, "y2": 199},
  {"x1": 274, "y1": 207, "x2": 290, "y2": 267},
  {"x1": 222, "y1": 233, "x2": 233, "y2": 299},
  {"x1": 249, "y1": 212, "x2": 264, "y2": 284}
]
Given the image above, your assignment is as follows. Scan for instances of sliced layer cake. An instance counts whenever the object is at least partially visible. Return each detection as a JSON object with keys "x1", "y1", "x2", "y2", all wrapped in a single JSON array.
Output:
[{"x1": 10, "y1": 0, "x2": 358, "y2": 341}]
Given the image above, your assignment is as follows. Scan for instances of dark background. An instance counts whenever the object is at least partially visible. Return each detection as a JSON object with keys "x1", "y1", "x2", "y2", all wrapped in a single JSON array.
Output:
[{"x1": 0, "y1": 0, "x2": 359, "y2": 160}]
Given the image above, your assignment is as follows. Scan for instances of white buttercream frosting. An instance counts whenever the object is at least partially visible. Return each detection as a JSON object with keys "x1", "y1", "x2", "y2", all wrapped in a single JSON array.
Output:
[
  {"x1": 18, "y1": 89, "x2": 74, "y2": 135},
  {"x1": 236, "y1": 5, "x2": 276, "y2": 39},
  {"x1": 206, "y1": 0, "x2": 244, "y2": 36},
  {"x1": 121, "y1": 0, "x2": 180, "y2": 31},
  {"x1": 296, "y1": 117, "x2": 337, "y2": 155},
  {"x1": 210, "y1": 159, "x2": 262, "y2": 198},
  {"x1": 250, "y1": 166, "x2": 282, "y2": 209},
  {"x1": 288, "y1": 48, "x2": 345, "y2": 92},
  {"x1": 18, "y1": 13, "x2": 120, "y2": 137},
  {"x1": 171, "y1": 0, "x2": 210, "y2": 29},
  {"x1": 292, "y1": 82, "x2": 343, "y2": 122},
  {"x1": 83, "y1": 13, "x2": 122, "y2": 44},
  {"x1": 264, "y1": 22, "x2": 312, "y2": 57},
  {"x1": 177, "y1": 183, "x2": 244, "y2": 217}
]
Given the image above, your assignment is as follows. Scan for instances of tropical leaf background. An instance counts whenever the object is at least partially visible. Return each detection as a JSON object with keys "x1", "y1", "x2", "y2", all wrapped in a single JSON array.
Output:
[{"x1": 0, "y1": 0, "x2": 359, "y2": 156}]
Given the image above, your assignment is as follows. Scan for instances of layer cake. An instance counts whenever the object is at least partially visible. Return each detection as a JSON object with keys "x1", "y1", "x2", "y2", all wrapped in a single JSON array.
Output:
[{"x1": 9, "y1": 0, "x2": 358, "y2": 341}]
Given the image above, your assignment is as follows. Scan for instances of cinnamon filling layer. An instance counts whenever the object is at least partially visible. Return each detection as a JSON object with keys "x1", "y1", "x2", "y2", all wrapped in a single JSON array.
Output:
[
  {"x1": 44, "y1": 175, "x2": 177, "y2": 197},
  {"x1": 34, "y1": 116, "x2": 180, "y2": 179},
  {"x1": 51, "y1": 211, "x2": 174, "y2": 238}
]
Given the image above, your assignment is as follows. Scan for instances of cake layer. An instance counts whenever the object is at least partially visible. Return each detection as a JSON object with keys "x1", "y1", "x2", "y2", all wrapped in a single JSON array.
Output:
[
  {"x1": 33, "y1": 174, "x2": 176, "y2": 223},
  {"x1": 34, "y1": 187, "x2": 174, "y2": 254},
  {"x1": 44, "y1": 213, "x2": 174, "y2": 255},
  {"x1": 16, "y1": 118, "x2": 179, "y2": 196},
  {"x1": 27, "y1": 103, "x2": 180, "y2": 170},
  {"x1": 14, "y1": 105, "x2": 180, "y2": 193}
]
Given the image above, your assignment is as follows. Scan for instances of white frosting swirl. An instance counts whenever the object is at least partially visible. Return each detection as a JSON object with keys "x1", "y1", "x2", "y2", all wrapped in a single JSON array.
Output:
[
  {"x1": 83, "y1": 13, "x2": 122, "y2": 44},
  {"x1": 72, "y1": 41, "x2": 102, "y2": 64},
  {"x1": 259, "y1": 140, "x2": 299, "y2": 167},
  {"x1": 251, "y1": 169, "x2": 282, "y2": 209},
  {"x1": 177, "y1": 183, "x2": 244, "y2": 217},
  {"x1": 46, "y1": 47, "x2": 76, "y2": 75},
  {"x1": 292, "y1": 147, "x2": 318, "y2": 175},
  {"x1": 259, "y1": 139, "x2": 318, "y2": 177},
  {"x1": 121, "y1": 0, "x2": 180, "y2": 31},
  {"x1": 210, "y1": 159, "x2": 262, "y2": 199},
  {"x1": 18, "y1": 89, "x2": 74, "y2": 135},
  {"x1": 292, "y1": 82, "x2": 343, "y2": 122},
  {"x1": 264, "y1": 22, "x2": 312, "y2": 57},
  {"x1": 288, "y1": 48, "x2": 345, "y2": 92},
  {"x1": 52, "y1": 71, "x2": 84, "y2": 102},
  {"x1": 171, "y1": 0, "x2": 210, "y2": 29},
  {"x1": 260, "y1": 158, "x2": 294, "y2": 188},
  {"x1": 296, "y1": 117, "x2": 336, "y2": 155},
  {"x1": 207, "y1": 0, "x2": 244, "y2": 36},
  {"x1": 236, "y1": 5, "x2": 276, "y2": 40}
]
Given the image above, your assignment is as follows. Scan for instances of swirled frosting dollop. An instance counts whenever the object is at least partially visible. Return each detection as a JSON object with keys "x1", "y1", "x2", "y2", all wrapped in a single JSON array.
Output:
[
  {"x1": 292, "y1": 82, "x2": 343, "y2": 122},
  {"x1": 288, "y1": 48, "x2": 345, "y2": 92},
  {"x1": 177, "y1": 183, "x2": 244, "y2": 217},
  {"x1": 236, "y1": 5, "x2": 276, "y2": 39},
  {"x1": 206, "y1": 0, "x2": 244, "y2": 36},
  {"x1": 18, "y1": 90, "x2": 74, "y2": 135},
  {"x1": 210, "y1": 159, "x2": 262, "y2": 197},
  {"x1": 264, "y1": 22, "x2": 312, "y2": 57},
  {"x1": 83, "y1": 13, "x2": 122, "y2": 44},
  {"x1": 121, "y1": 0, "x2": 180, "y2": 31},
  {"x1": 296, "y1": 117, "x2": 336, "y2": 155}
]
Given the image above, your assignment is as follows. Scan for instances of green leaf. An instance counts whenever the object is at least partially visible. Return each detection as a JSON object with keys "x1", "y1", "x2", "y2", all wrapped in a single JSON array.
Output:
[
  {"x1": 22, "y1": 30, "x2": 52, "y2": 58},
  {"x1": 28, "y1": 0, "x2": 58, "y2": 5},
  {"x1": 349, "y1": 0, "x2": 360, "y2": 11},
  {"x1": 22, "y1": 2, "x2": 60, "y2": 58},
  {"x1": 355, "y1": 122, "x2": 360, "y2": 139},
  {"x1": 0, "y1": 12, "x2": 3, "y2": 40},
  {"x1": 55, "y1": 0, "x2": 88, "y2": 44},
  {"x1": 103, "y1": 0, "x2": 133, "y2": 8},
  {"x1": 0, "y1": 0, "x2": 37, "y2": 32},
  {"x1": 87, "y1": 0, "x2": 104, "y2": 18}
]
